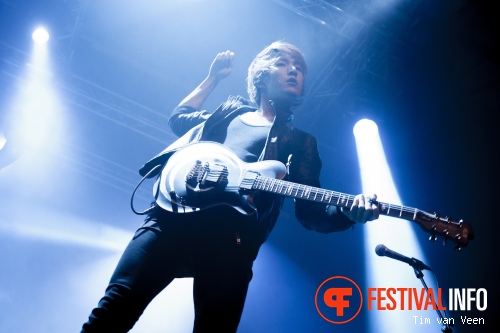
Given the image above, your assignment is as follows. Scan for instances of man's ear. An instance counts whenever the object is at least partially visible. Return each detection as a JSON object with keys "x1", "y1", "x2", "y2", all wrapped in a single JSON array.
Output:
[{"x1": 255, "y1": 72, "x2": 268, "y2": 88}]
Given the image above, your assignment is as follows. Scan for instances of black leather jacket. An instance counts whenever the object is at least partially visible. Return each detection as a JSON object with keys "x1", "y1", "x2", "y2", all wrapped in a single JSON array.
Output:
[{"x1": 139, "y1": 96, "x2": 354, "y2": 243}]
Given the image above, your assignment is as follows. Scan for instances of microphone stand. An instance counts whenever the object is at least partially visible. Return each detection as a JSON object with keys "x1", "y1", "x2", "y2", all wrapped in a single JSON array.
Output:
[{"x1": 412, "y1": 266, "x2": 453, "y2": 333}]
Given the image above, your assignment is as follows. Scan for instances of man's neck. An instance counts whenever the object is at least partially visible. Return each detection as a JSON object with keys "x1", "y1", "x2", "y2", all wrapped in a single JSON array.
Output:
[
  {"x1": 257, "y1": 99, "x2": 276, "y2": 123},
  {"x1": 259, "y1": 98, "x2": 294, "y2": 122}
]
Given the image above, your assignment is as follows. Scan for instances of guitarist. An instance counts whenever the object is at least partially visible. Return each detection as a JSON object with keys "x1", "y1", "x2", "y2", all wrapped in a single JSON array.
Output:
[{"x1": 81, "y1": 41, "x2": 379, "y2": 333}]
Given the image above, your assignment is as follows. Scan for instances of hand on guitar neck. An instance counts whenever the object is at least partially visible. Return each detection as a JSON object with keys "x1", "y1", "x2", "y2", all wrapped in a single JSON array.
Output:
[{"x1": 339, "y1": 193, "x2": 379, "y2": 224}]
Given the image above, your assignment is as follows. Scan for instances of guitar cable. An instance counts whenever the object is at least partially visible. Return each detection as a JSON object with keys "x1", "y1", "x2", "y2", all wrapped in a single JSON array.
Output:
[{"x1": 130, "y1": 164, "x2": 162, "y2": 216}]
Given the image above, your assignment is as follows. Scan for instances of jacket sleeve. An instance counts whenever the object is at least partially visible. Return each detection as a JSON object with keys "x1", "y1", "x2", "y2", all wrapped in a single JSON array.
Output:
[
  {"x1": 290, "y1": 134, "x2": 355, "y2": 233},
  {"x1": 169, "y1": 105, "x2": 211, "y2": 137},
  {"x1": 139, "y1": 106, "x2": 209, "y2": 178}
]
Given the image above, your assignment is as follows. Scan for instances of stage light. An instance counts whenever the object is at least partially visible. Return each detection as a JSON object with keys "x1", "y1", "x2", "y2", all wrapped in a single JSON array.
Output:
[
  {"x1": 353, "y1": 118, "x2": 378, "y2": 138},
  {"x1": 353, "y1": 118, "x2": 440, "y2": 333},
  {"x1": 9, "y1": 26, "x2": 62, "y2": 157},
  {"x1": 0, "y1": 23, "x2": 70, "y2": 203},
  {"x1": 0, "y1": 134, "x2": 6, "y2": 151},
  {"x1": 32, "y1": 27, "x2": 50, "y2": 44}
]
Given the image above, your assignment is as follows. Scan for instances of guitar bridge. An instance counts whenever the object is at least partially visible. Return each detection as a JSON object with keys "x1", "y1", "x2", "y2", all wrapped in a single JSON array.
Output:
[{"x1": 185, "y1": 161, "x2": 228, "y2": 192}]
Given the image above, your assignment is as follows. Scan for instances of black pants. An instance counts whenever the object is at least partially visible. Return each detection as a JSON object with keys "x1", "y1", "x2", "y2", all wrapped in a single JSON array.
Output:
[{"x1": 81, "y1": 208, "x2": 260, "y2": 333}]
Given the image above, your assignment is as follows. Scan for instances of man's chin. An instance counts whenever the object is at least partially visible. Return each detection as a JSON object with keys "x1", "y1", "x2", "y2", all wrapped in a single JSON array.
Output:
[{"x1": 269, "y1": 95, "x2": 303, "y2": 110}]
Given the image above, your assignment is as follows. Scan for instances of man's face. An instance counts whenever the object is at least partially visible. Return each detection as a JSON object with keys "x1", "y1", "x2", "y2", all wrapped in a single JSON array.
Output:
[{"x1": 262, "y1": 54, "x2": 304, "y2": 103}]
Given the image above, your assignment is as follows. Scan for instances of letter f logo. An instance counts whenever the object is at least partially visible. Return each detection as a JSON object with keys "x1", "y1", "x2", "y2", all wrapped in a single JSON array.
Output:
[
  {"x1": 324, "y1": 288, "x2": 352, "y2": 316},
  {"x1": 315, "y1": 276, "x2": 362, "y2": 324}
]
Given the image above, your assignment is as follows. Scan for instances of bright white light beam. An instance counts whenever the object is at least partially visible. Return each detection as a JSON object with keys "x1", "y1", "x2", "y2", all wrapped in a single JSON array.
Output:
[
  {"x1": 0, "y1": 134, "x2": 6, "y2": 151},
  {"x1": 32, "y1": 27, "x2": 50, "y2": 44},
  {"x1": 353, "y1": 119, "x2": 440, "y2": 333}
]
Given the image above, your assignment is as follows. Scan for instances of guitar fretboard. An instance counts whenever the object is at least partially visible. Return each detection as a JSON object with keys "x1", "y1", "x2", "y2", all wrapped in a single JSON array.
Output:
[{"x1": 251, "y1": 175, "x2": 424, "y2": 222}]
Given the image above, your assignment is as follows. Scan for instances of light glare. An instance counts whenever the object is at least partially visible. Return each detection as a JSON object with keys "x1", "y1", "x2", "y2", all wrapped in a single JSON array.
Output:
[
  {"x1": 0, "y1": 134, "x2": 6, "y2": 150},
  {"x1": 32, "y1": 27, "x2": 50, "y2": 44},
  {"x1": 353, "y1": 119, "x2": 439, "y2": 333},
  {"x1": 353, "y1": 118, "x2": 378, "y2": 138}
]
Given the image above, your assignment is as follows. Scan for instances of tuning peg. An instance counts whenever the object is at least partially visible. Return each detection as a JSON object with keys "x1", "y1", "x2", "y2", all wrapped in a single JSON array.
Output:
[
  {"x1": 429, "y1": 234, "x2": 438, "y2": 242},
  {"x1": 443, "y1": 238, "x2": 447, "y2": 246},
  {"x1": 454, "y1": 245, "x2": 462, "y2": 251}
]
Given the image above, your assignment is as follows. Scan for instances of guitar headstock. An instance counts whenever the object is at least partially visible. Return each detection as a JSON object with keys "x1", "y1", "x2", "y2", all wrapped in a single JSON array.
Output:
[{"x1": 414, "y1": 210, "x2": 474, "y2": 250}]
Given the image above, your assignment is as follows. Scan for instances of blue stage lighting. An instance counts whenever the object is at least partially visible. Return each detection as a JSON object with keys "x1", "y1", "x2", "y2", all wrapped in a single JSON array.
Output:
[{"x1": 32, "y1": 27, "x2": 50, "y2": 44}]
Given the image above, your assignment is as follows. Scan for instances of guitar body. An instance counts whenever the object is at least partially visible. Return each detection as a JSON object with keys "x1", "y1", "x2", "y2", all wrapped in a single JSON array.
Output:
[{"x1": 154, "y1": 142, "x2": 287, "y2": 214}]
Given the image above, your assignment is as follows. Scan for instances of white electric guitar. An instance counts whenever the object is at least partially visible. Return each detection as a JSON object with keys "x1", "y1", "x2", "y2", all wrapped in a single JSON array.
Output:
[{"x1": 153, "y1": 141, "x2": 474, "y2": 249}]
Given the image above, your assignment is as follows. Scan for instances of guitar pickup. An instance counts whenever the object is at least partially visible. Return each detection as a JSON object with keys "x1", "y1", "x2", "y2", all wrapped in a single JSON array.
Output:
[
  {"x1": 186, "y1": 160, "x2": 203, "y2": 189},
  {"x1": 240, "y1": 171, "x2": 259, "y2": 190}
]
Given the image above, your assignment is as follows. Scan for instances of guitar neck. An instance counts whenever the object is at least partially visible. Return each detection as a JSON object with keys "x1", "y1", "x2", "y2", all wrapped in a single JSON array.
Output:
[{"x1": 251, "y1": 175, "x2": 420, "y2": 221}]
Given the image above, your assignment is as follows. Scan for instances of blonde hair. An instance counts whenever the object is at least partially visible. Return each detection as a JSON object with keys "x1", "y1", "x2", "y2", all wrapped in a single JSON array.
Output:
[{"x1": 247, "y1": 41, "x2": 308, "y2": 105}]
